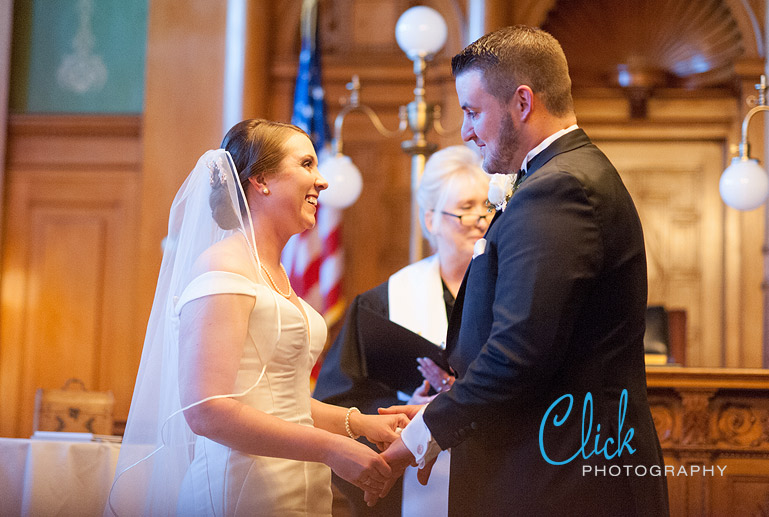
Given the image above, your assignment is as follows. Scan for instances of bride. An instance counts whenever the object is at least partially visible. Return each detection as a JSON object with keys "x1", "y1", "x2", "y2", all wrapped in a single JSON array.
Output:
[{"x1": 106, "y1": 119, "x2": 408, "y2": 516}]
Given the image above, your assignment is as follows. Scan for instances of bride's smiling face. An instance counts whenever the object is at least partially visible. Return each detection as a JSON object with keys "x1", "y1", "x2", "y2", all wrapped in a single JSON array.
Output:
[{"x1": 267, "y1": 133, "x2": 328, "y2": 233}]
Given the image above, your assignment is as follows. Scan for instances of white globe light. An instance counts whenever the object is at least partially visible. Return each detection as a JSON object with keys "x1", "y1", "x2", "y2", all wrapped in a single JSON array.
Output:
[
  {"x1": 395, "y1": 6, "x2": 447, "y2": 60},
  {"x1": 319, "y1": 154, "x2": 363, "y2": 209},
  {"x1": 719, "y1": 157, "x2": 769, "y2": 211}
]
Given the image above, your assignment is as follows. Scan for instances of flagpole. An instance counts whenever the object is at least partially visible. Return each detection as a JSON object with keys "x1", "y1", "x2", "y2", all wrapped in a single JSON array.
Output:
[{"x1": 286, "y1": 0, "x2": 346, "y2": 334}]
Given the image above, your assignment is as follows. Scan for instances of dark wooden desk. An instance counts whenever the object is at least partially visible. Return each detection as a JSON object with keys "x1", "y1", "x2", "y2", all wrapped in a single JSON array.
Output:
[{"x1": 646, "y1": 367, "x2": 769, "y2": 516}]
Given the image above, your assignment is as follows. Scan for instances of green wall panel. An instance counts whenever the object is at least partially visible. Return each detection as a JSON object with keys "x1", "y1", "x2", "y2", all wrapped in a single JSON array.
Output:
[{"x1": 11, "y1": 0, "x2": 147, "y2": 114}]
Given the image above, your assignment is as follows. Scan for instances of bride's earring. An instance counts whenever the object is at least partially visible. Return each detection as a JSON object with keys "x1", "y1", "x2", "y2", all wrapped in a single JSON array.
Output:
[{"x1": 262, "y1": 188, "x2": 269, "y2": 195}]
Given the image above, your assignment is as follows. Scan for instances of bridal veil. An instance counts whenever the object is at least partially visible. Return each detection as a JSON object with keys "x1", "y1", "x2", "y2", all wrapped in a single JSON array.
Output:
[{"x1": 105, "y1": 149, "x2": 269, "y2": 515}]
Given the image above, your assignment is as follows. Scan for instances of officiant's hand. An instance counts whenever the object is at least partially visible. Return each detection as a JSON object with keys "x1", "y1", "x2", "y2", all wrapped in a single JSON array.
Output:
[
  {"x1": 363, "y1": 436, "x2": 416, "y2": 506},
  {"x1": 407, "y1": 380, "x2": 435, "y2": 405},
  {"x1": 351, "y1": 412, "x2": 411, "y2": 451},
  {"x1": 417, "y1": 357, "x2": 455, "y2": 393}
]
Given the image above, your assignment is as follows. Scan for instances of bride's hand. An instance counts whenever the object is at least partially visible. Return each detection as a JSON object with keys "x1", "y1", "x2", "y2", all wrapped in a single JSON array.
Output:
[
  {"x1": 324, "y1": 434, "x2": 392, "y2": 493},
  {"x1": 350, "y1": 412, "x2": 411, "y2": 451}
]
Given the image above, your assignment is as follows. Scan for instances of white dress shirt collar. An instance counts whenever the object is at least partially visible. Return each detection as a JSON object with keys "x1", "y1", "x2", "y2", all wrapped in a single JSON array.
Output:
[{"x1": 520, "y1": 124, "x2": 579, "y2": 174}]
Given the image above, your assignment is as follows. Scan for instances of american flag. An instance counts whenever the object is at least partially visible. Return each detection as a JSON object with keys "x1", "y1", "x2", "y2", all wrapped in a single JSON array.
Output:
[{"x1": 284, "y1": 0, "x2": 346, "y2": 371}]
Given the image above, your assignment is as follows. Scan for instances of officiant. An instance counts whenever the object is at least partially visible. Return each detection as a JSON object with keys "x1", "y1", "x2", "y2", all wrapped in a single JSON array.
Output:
[{"x1": 313, "y1": 145, "x2": 491, "y2": 517}]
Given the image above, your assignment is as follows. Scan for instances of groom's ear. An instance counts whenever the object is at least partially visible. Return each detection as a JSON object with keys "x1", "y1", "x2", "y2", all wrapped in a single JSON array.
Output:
[{"x1": 510, "y1": 85, "x2": 533, "y2": 122}]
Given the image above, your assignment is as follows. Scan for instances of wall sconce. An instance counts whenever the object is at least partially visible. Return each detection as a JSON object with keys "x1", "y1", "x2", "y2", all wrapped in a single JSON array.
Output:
[
  {"x1": 720, "y1": 75, "x2": 769, "y2": 211},
  {"x1": 324, "y1": 5, "x2": 450, "y2": 263}
]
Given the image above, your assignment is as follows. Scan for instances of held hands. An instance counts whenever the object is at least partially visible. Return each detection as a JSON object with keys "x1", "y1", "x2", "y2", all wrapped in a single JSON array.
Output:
[
  {"x1": 362, "y1": 435, "x2": 439, "y2": 506},
  {"x1": 349, "y1": 411, "x2": 411, "y2": 451},
  {"x1": 363, "y1": 436, "x2": 415, "y2": 506},
  {"x1": 325, "y1": 433, "x2": 392, "y2": 493},
  {"x1": 361, "y1": 403, "x2": 438, "y2": 507}
]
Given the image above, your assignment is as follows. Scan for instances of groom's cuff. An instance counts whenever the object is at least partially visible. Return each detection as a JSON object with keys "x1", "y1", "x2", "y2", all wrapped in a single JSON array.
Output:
[{"x1": 401, "y1": 405, "x2": 441, "y2": 468}]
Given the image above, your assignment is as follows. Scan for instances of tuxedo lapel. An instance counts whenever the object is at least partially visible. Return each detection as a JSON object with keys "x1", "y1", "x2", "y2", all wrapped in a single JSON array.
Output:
[
  {"x1": 486, "y1": 207, "x2": 502, "y2": 230},
  {"x1": 444, "y1": 266, "x2": 469, "y2": 357},
  {"x1": 523, "y1": 129, "x2": 591, "y2": 182}
]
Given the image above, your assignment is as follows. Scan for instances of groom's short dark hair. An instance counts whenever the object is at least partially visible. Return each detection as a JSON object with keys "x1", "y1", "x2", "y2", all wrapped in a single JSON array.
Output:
[{"x1": 451, "y1": 25, "x2": 574, "y2": 117}]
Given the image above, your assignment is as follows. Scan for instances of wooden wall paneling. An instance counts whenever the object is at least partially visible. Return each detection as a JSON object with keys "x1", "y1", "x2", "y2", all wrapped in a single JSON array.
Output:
[
  {"x1": 577, "y1": 92, "x2": 767, "y2": 367},
  {"x1": 710, "y1": 458, "x2": 769, "y2": 515},
  {"x1": 0, "y1": 116, "x2": 141, "y2": 438},
  {"x1": 510, "y1": 0, "x2": 558, "y2": 27},
  {"x1": 598, "y1": 139, "x2": 727, "y2": 367}
]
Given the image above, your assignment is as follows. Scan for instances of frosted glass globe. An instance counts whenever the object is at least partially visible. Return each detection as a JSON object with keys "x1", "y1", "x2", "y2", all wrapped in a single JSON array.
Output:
[
  {"x1": 719, "y1": 157, "x2": 769, "y2": 211},
  {"x1": 395, "y1": 6, "x2": 448, "y2": 60},
  {"x1": 318, "y1": 154, "x2": 363, "y2": 209}
]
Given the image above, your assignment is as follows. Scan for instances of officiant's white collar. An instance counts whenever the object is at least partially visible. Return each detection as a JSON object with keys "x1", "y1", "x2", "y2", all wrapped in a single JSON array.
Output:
[{"x1": 387, "y1": 254, "x2": 447, "y2": 346}]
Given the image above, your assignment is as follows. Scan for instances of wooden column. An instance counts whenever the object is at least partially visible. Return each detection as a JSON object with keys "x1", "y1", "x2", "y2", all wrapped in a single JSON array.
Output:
[
  {"x1": 242, "y1": 0, "x2": 274, "y2": 119},
  {"x1": 0, "y1": 0, "x2": 13, "y2": 247},
  {"x1": 725, "y1": 62, "x2": 766, "y2": 367},
  {"x1": 136, "y1": 1, "x2": 228, "y2": 333}
]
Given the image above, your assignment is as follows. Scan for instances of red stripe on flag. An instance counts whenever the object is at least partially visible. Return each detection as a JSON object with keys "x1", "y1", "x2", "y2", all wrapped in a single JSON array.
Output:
[
  {"x1": 324, "y1": 283, "x2": 341, "y2": 313},
  {"x1": 323, "y1": 226, "x2": 340, "y2": 255}
]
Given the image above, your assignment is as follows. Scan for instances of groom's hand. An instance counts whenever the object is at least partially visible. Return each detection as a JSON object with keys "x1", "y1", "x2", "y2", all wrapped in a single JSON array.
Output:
[
  {"x1": 378, "y1": 403, "x2": 424, "y2": 420},
  {"x1": 363, "y1": 436, "x2": 415, "y2": 507}
]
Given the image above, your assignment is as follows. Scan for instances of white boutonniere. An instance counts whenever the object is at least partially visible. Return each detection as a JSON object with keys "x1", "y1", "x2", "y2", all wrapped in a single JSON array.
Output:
[{"x1": 487, "y1": 173, "x2": 515, "y2": 211}]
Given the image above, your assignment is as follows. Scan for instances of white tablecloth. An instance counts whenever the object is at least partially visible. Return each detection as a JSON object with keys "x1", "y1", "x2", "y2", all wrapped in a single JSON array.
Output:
[{"x1": 0, "y1": 437, "x2": 120, "y2": 516}]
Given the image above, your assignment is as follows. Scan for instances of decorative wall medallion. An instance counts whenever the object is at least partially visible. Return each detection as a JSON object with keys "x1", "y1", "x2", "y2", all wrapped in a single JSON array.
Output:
[{"x1": 56, "y1": 0, "x2": 108, "y2": 94}]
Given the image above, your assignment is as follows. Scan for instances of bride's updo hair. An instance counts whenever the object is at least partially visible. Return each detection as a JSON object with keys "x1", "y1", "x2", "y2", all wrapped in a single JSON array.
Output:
[{"x1": 210, "y1": 119, "x2": 308, "y2": 229}]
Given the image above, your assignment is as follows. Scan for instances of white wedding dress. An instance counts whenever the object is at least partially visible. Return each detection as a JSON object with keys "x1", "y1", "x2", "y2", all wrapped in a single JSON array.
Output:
[{"x1": 174, "y1": 270, "x2": 332, "y2": 516}]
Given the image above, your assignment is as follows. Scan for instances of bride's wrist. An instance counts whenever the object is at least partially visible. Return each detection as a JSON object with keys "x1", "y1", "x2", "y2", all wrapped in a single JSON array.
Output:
[{"x1": 345, "y1": 407, "x2": 362, "y2": 439}]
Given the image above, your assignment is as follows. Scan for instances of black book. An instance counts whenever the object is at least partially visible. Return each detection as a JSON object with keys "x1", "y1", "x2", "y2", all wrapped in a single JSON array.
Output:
[{"x1": 357, "y1": 304, "x2": 451, "y2": 394}]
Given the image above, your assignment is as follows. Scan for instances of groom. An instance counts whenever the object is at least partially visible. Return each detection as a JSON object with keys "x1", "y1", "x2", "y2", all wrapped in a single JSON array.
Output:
[{"x1": 372, "y1": 26, "x2": 669, "y2": 516}]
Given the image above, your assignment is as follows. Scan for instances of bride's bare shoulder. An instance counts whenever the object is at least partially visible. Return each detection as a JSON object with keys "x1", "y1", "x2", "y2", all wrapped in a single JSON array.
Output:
[{"x1": 190, "y1": 234, "x2": 256, "y2": 279}]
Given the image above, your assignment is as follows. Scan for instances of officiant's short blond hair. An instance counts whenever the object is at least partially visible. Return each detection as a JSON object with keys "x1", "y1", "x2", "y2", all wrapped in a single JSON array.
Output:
[{"x1": 417, "y1": 145, "x2": 490, "y2": 249}]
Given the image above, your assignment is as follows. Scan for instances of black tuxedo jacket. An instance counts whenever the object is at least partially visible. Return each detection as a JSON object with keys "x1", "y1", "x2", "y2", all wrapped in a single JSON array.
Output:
[{"x1": 423, "y1": 130, "x2": 669, "y2": 516}]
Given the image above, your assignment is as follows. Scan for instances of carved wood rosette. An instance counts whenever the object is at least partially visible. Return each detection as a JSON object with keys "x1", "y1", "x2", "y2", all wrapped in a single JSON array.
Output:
[{"x1": 650, "y1": 388, "x2": 769, "y2": 452}]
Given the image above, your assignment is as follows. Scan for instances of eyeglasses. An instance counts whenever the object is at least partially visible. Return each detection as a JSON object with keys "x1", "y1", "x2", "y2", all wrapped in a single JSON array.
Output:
[{"x1": 440, "y1": 210, "x2": 495, "y2": 227}]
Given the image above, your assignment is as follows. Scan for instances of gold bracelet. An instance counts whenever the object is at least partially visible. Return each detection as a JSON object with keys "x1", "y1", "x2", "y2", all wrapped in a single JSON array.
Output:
[{"x1": 345, "y1": 407, "x2": 361, "y2": 439}]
